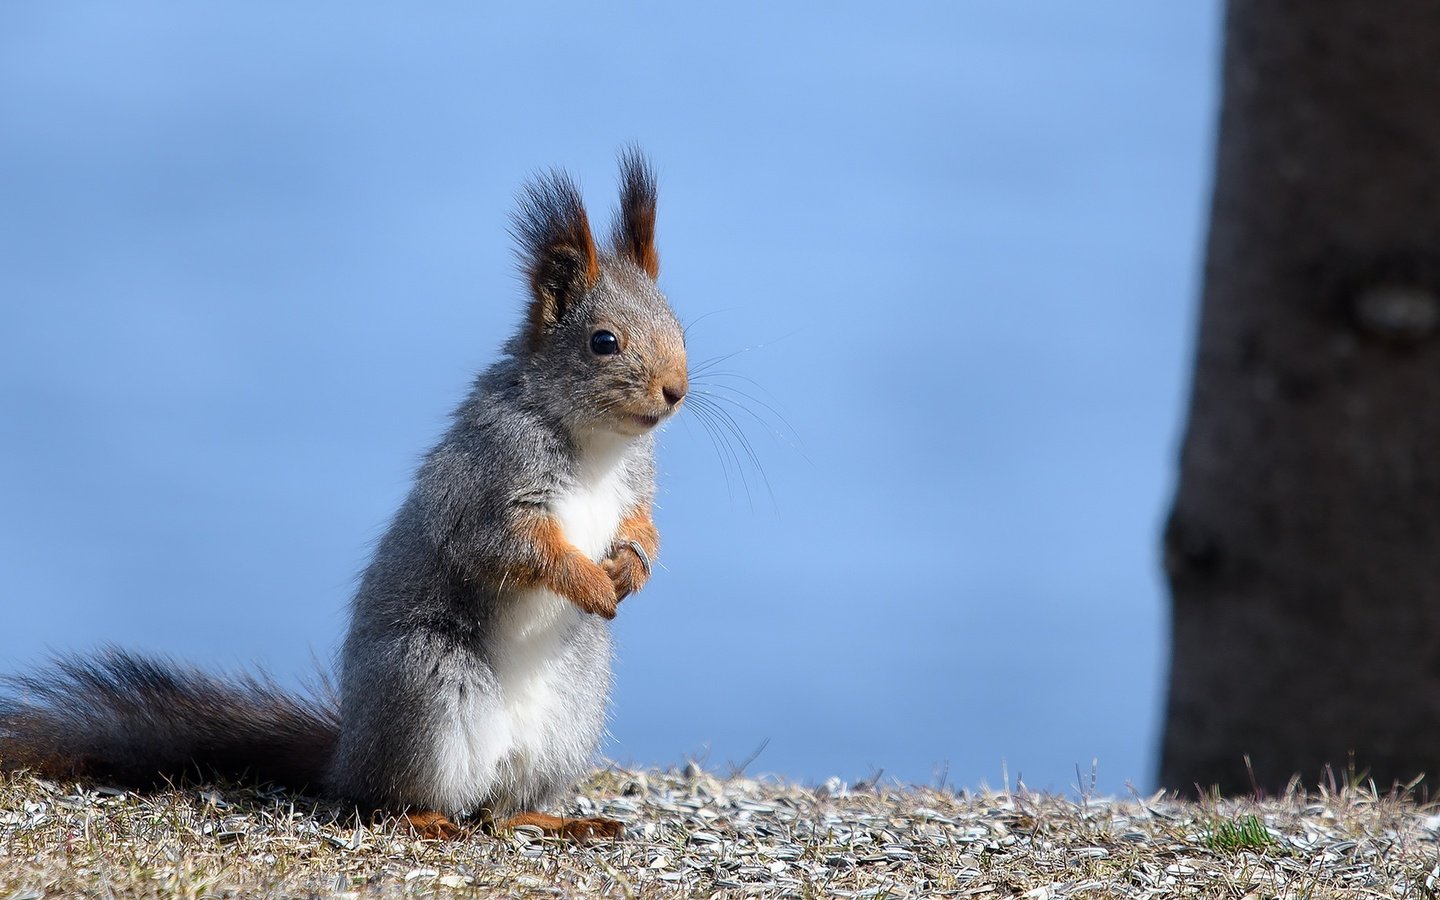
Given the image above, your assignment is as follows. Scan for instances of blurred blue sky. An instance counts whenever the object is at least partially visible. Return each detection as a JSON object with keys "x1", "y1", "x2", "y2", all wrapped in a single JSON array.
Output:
[{"x1": 0, "y1": 3, "x2": 1219, "y2": 795}]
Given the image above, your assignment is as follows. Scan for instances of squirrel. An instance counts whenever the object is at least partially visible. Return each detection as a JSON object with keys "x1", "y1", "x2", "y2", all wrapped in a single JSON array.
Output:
[{"x1": 0, "y1": 150, "x2": 687, "y2": 842}]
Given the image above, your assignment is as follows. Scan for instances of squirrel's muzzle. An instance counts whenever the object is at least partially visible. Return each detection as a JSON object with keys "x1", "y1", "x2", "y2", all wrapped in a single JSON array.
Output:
[{"x1": 661, "y1": 376, "x2": 687, "y2": 408}]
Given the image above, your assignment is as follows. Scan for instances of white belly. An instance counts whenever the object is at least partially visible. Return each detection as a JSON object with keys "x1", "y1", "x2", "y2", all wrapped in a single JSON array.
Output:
[
  {"x1": 494, "y1": 466, "x2": 632, "y2": 755},
  {"x1": 430, "y1": 459, "x2": 632, "y2": 815},
  {"x1": 550, "y1": 459, "x2": 633, "y2": 560}
]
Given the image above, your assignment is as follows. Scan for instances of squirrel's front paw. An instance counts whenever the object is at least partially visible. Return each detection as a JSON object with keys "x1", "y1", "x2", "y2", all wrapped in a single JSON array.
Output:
[
  {"x1": 602, "y1": 546, "x2": 650, "y2": 600},
  {"x1": 605, "y1": 515, "x2": 658, "y2": 601},
  {"x1": 555, "y1": 553, "x2": 619, "y2": 619}
]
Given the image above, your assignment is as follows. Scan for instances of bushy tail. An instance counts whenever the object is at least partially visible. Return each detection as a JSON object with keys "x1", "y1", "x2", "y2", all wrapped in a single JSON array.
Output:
[{"x1": 0, "y1": 649, "x2": 339, "y2": 792}]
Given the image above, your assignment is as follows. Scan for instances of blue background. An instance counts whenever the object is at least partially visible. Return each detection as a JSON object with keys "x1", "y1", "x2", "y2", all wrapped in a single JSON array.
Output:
[{"x1": 0, "y1": 3, "x2": 1219, "y2": 795}]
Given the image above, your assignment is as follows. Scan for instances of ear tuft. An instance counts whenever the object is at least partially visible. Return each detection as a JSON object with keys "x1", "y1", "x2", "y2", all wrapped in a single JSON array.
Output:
[
  {"x1": 511, "y1": 170, "x2": 600, "y2": 345},
  {"x1": 611, "y1": 148, "x2": 659, "y2": 279}
]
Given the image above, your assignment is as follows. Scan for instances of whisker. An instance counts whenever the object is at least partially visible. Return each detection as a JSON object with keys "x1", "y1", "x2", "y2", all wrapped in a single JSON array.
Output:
[
  {"x1": 700, "y1": 399, "x2": 773, "y2": 505},
  {"x1": 690, "y1": 349, "x2": 754, "y2": 377},
  {"x1": 691, "y1": 329, "x2": 803, "y2": 376},
  {"x1": 691, "y1": 369, "x2": 784, "y2": 403},
  {"x1": 686, "y1": 396, "x2": 751, "y2": 507},
  {"x1": 688, "y1": 393, "x2": 773, "y2": 509},
  {"x1": 682, "y1": 308, "x2": 733, "y2": 339},
  {"x1": 672, "y1": 316, "x2": 799, "y2": 511},
  {"x1": 686, "y1": 397, "x2": 748, "y2": 507},
  {"x1": 690, "y1": 378, "x2": 809, "y2": 459}
]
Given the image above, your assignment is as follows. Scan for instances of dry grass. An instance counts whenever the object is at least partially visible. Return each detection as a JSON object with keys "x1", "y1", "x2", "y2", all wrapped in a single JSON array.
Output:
[{"x1": 3, "y1": 765, "x2": 1440, "y2": 898}]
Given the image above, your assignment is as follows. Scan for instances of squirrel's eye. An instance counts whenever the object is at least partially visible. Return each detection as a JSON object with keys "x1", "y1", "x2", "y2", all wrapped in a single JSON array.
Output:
[{"x1": 589, "y1": 330, "x2": 620, "y2": 355}]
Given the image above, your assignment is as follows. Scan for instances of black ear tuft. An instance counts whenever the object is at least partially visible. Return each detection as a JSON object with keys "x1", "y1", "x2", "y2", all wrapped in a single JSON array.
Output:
[
  {"x1": 511, "y1": 170, "x2": 600, "y2": 347},
  {"x1": 611, "y1": 148, "x2": 659, "y2": 279}
]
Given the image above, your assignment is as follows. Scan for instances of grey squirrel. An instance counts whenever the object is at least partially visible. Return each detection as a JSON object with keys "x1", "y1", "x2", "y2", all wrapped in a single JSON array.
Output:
[{"x1": 0, "y1": 150, "x2": 687, "y2": 841}]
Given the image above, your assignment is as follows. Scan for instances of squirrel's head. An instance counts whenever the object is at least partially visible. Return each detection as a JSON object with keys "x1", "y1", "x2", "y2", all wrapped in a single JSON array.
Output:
[{"x1": 510, "y1": 150, "x2": 687, "y2": 439}]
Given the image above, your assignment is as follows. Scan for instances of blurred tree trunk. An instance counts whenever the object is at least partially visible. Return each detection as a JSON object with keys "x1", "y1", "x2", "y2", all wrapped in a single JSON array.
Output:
[{"x1": 1161, "y1": 1, "x2": 1440, "y2": 794}]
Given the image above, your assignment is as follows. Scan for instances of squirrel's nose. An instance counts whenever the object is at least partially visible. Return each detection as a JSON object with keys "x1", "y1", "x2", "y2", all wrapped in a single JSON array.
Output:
[{"x1": 661, "y1": 376, "x2": 687, "y2": 407}]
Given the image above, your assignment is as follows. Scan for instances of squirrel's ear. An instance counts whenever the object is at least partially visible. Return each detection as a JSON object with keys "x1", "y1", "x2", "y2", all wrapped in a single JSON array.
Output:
[
  {"x1": 512, "y1": 170, "x2": 600, "y2": 344},
  {"x1": 610, "y1": 148, "x2": 659, "y2": 279}
]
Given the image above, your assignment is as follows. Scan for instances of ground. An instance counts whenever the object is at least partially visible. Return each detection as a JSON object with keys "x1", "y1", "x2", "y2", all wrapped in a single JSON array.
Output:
[{"x1": 2, "y1": 765, "x2": 1439, "y2": 898}]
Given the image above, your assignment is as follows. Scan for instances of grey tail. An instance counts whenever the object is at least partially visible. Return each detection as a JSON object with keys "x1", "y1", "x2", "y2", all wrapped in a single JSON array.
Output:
[{"x1": 0, "y1": 648, "x2": 339, "y2": 792}]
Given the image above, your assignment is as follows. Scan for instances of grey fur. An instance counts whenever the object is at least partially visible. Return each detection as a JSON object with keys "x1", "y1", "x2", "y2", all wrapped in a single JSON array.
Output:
[
  {"x1": 1, "y1": 153, "x2": 685, "y2": 822},
  {"x1": 329, "y1": 327, "x2": 662, "y2": 816}
]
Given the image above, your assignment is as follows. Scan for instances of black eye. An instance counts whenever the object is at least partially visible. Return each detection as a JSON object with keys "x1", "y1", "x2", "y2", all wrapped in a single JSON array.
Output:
[{"x1": 589, "y1": 330, "x2": 620, "y2": 355}]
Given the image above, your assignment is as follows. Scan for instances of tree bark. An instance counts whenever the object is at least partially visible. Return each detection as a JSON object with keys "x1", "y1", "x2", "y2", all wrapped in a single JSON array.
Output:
[{"x1": 1161, "y1": 1, "x2": 1440, "y2": 795}]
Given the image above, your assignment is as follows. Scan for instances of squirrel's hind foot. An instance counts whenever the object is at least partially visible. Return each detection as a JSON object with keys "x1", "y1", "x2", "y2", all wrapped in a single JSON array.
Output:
[
  {"x1": 497, "y1": 811, "x2": 624, "y2": 842},
  {"x1": 402, "y1": 810, "x2": 465, "y2": 840}
]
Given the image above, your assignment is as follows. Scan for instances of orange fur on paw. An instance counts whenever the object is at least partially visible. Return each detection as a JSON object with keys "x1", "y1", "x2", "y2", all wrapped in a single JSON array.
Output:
[
  {"x1": 516, "y1": 516, "x2": 618, "y2": 618},
  {"x1": 618, "y1": 508, "x2": 660, "y2": 560},
  {"x1": 556, "y1": 552, "x2": 618, "y2": 618},
  {"x1": 499, "y1": 811, "x2": 624, "y2": 842},
  {"x1": 603, "y1": 508, "x2": 660, "y2": 600},
  {"x1": 403, "y1": 810, "x2": 464, "y2": 840},
  {"x1": 602, "y1": 550, "x2": 647, "y2": 600}
]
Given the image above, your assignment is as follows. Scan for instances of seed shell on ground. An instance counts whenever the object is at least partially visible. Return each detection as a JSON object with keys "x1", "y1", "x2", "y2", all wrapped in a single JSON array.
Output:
[{"x1": 2, "y1": 765, "x2": 1440, "y2": 897}]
